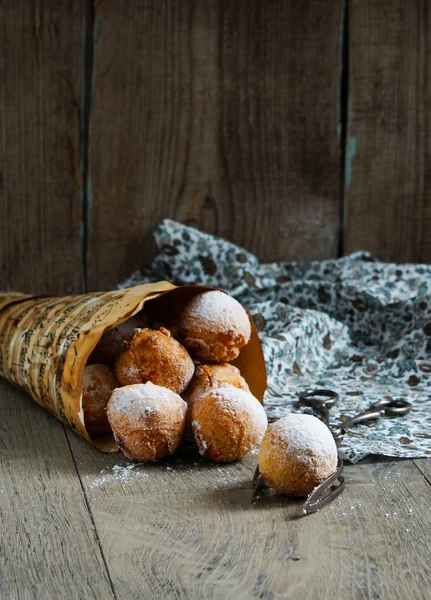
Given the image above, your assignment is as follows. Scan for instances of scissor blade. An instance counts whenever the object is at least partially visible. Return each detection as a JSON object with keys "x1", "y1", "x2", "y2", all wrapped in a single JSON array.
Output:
[
  {"x1": 251, "y1": 465, "x2": 267, "y2": 504},
  {"x1": 302, "y1": 459, "x2": 345, "y2": 515}
]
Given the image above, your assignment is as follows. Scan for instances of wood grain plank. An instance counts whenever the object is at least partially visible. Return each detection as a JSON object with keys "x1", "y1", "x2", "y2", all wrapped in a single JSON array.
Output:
[
  {"x1": 80, "y1": 459, "x2": 431, "y2": 600},
  {"x1": 88, "y1": 0, "x2": 343, "y2": 291},
  {"x1": 0, "y1": 0, "x2": 84, "y2": 294},
  {"x1": 344, "y1": 0, "x2": 431, "y2": 263},
  {"x1": 0, "y1": 379, "x2": 114, "y2": 599}
]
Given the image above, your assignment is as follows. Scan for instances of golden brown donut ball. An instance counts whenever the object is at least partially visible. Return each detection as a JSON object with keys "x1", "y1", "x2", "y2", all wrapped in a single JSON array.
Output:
[
  {"x1": 182, "y1": 363, "x2": 250, "y2": 441},
  {"x1": 114, "y1": 327, "x2": 195, "y2": 394},
  {"x1": 258, "y1": 414, "x2": 338, "y2": 497},
  {"x1": 106, "y1": 382, "x2": 187, "y2": 461},
  {"x1": 179, "y1": 291, "x2": 251, "y2": 363},
  {"x1": 183, "y1": 363, "x2": 250, "y2": 408},
  {"x1": 82, "y1": 364, "x2": 118, "y2": 435},
  {"x1": 91, "y1": 313, "x2": 148, "y2": 364},
  {"x1": 191, "y1": 384, "x2": 267, "y2": 463}
]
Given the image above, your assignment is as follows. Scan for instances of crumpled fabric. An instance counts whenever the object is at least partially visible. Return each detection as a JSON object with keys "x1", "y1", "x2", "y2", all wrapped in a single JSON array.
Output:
[{"x1": 120, "y1": 219, "x2": 431, "y2": 463}]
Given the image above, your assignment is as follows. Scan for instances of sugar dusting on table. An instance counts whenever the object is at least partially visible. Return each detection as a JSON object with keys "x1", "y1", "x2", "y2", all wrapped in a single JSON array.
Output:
[{"x1": 90, "y1": 464, "x2": 149, "y2": 488}]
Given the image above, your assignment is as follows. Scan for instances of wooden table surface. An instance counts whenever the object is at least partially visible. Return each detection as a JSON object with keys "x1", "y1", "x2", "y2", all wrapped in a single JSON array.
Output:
[{"x1": 1, "y1": 378, "x2": 430, "y2": 600}]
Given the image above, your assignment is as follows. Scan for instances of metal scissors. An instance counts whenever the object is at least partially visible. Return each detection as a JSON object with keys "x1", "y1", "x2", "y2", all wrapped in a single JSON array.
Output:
[
  {"x1": 297, "y1": 389, "x2": 412, "y2": 446},
  {"x1": 253, "y1": 390, "x2": 412, "y2": 515}
]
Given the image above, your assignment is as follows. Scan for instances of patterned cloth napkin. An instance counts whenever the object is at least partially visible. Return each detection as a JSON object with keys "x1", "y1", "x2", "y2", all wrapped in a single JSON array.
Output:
[{"x1": 120, "y1": 219, "x2": 431, "y2": 463}]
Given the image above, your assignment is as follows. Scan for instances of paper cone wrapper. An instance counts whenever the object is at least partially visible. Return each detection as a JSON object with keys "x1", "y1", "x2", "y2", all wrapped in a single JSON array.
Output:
[{"x1": 0, "y1": 284, "x2": 267, "y2": 452}]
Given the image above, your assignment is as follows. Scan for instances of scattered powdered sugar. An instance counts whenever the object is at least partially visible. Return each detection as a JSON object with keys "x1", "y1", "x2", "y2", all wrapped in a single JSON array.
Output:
[
  {"x1": 201, "y1": 384, "x2": 268, "y2": 430},
  {"x1": 182, "y1": 291, "x2": 251, "y2": 337},
  {"x1": 266, "y1": 414, "x2": 337, "y2": 465},
  {"x1": 90, "y1": 464, "x2": 149, "y2": 488}
]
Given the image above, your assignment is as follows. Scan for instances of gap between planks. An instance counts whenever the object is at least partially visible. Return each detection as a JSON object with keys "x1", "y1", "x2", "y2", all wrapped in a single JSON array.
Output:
[
  {"x1": 413, "y1": 459, "x2": 431, "y2": 487},
  {"x1": 338, "y1": 0, "x2": 350, "y2": 258},
  {"x1": 81, "y1": 0, "x2": 95, "y2": 294}
]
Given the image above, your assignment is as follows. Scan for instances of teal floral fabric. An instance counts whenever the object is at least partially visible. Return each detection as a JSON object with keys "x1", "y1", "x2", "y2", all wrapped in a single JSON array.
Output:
[{"x1": 121, "y1": 219, "x2": 431, "y2": 463}]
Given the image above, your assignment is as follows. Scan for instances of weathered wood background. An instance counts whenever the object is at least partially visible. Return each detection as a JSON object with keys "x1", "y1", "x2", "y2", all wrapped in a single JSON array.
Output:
[{"x1": 1, "y1": 0, "x2": 430, "y2": 296}]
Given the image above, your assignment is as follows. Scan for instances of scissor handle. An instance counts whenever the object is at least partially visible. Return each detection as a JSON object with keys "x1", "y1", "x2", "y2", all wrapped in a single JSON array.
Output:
[
  {"x1": 297, "y1": 390, "x2": 339, "y2": 426},
  {"x1": 331, "y1": 408, "x2": 384, "y2": 434},
  {"x1": 298, "y1": 389, "x2": 340, "y2": 407},
  {"x1": 298, "y1": 388, "x2": 340, "y2": 408},
  {"x1": 369, "y1": 399, "x2": 412, "y2": 417},
  {"x1": 331, "y1": 398, "x2": 412, "y2": 436}
]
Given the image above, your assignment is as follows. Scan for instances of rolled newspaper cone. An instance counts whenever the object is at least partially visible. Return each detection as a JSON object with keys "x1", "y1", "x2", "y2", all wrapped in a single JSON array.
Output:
[{"x1": 0, "y1": 284, "x2": 266, "y2": 452}]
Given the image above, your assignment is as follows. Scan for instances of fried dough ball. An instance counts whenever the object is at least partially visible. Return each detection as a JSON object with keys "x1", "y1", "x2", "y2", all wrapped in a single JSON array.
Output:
[
  {"x1": 114, "y1": 327, "x2": 195, "y2": 394},
  {"x1": 179, "y1": 291, "x2": 251, "y2": 363},
  {"x1": 82, "y1": 364, "x2": 118, "y2": 435},
  {"x1": 191, "y1": 384, "x2": 267, "y2": 463},
  {"x1": 183, "y1": 363, "x2": 250, "y2": 408},
  {"x1": 91, "y1": 313, "x2": 148, "y2": 364},
  {"x1": 106, "y1": 382, "x2": 187, "y2": 461},
  {"x1": 258, "y1": 414, "x2": 338, "y2": 497}
]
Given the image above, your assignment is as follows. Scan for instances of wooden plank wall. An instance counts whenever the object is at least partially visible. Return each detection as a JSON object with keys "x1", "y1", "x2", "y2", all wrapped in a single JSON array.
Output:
[
  {"x1": 0, "y1": 0, "x2": 430, "y2": 296},
  {"x1": 88, "y1": 0, "x2": 342, "y2": 290},
  {"x1": 344, "y1": 0, "x2": 431, "y2": 263},
  {"x1": 0, "y1": 0, "x2": 84, "y2": 295}
]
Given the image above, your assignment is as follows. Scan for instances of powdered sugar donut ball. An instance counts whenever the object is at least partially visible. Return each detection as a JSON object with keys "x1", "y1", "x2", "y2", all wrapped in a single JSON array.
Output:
[
  {"x1": 106, "y1": 382, "x2": 188, "y2": 461},
  {"x1": 91, "y1": 313, "x2": 148, "y2": 364},
  {"x1": 183, "y1": 363, "x2": 250, "y2": 408},
  {"x1": 82, "y1": 364, "x2": 118, "y2": 435},
  {"x1": 115, "y1": 327, "x2": 195, "y2": 394},
  {"x1": 179, "y1": 291, "x2": 251, "y2": 362},
  {"x1": 258, "y1": 414, "x2": 338, "y2": 497},
  {"x1": 191, "y1": 384, "x2": 267, "y2": 463}
]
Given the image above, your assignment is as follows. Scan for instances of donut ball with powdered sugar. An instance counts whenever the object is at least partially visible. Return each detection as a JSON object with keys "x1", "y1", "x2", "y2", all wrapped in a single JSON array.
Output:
[
  {"x1": 191, "y1": 384, "x2": 267, "y2": 463},
  {"x1": 258, "y1": 414, "x2": 338, "y2": 497},
  {"x1": 90, "y1": 313, "x2": 149, "y2": 364},
  {"x1": 179, "y1": 291, "x2": 251, "y2": 362},
  {"x1": 107, "y1": 382, "x2": 188, "y2": 461},
  {"x1": 115, "y1": 327, "x2": 195, "y2": 394},
  {"x1": 82, "y1": 364, "x2": 118, "y2": 435},
  {"x1": 182, "y1": 363, "x2": 250, "y2": 439},
  {"x1": 183, "y1": 362, "x2": 250, "y2": 408}
]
